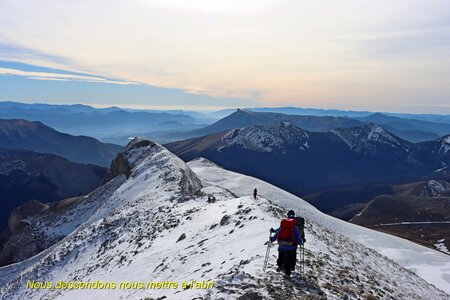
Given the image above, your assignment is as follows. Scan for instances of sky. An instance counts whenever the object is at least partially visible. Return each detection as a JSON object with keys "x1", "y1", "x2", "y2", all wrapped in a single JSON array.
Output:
[{"x1": 0, "y1": 0, "x2": 450, "y2": 113}]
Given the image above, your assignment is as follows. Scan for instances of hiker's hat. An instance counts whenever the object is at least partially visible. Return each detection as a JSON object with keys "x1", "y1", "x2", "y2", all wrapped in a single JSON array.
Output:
[{"x1": 287, "y1": 210, "x2": 295, "y2": 218}]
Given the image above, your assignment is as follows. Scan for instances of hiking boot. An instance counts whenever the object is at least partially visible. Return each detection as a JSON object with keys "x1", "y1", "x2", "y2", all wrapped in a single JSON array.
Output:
[{"x1": 276, "y1": 267, "x2": 281, "y2": 272}]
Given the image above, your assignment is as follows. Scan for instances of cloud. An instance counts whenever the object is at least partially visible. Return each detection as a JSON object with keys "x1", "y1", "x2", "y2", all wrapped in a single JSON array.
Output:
[
  {"x1": 0, "y1": 67, "x2": 138, "y2": 85},
  {"x1": 185, "y1": 86, "x2": 213, "y2": 95},
  {"x1": 0, "y1": 42, "x2": 71, "y2": 66},
  {"x1": 0, "y1": 0, "x2": 450, "y2": 112},
  {"x1": 136, "y1": 0, "x2": 280, "y2": 15}
]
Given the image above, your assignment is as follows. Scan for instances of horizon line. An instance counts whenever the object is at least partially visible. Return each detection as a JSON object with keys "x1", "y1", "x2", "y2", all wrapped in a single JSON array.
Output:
[{"x1": 1, "y1": 100, "x2": 450, "y2": 116}]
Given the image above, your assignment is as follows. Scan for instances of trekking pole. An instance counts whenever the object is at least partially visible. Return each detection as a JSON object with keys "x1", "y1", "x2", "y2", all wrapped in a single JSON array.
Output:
[
  {"x1": 302, "y1": 244, "x2": 305, "y2": 275},
  {"x1": 299, "y1": 245, "x2": 302, "y2": 274},
  {"x1": 263, "y1": 231, "x2": 272, "y2": 272}
]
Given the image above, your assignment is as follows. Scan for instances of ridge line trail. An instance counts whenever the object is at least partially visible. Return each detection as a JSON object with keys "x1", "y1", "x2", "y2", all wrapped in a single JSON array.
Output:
[{"x1": 189, "y1": 158, "x2": 450, "y2": 296}]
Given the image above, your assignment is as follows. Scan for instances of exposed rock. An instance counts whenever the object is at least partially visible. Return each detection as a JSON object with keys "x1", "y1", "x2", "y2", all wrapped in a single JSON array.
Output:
[
  {"x1": 105, "y1": 139, "x2": 155, "y2": 182},
  {"x1": 8, "y1": 199, "x2": 48, "y2": 234},
  {"x1": 176, "y1": 233, "x2": 186, "y2": 243},
  {"x1": 125, "y1": 138, "x2": 153, "y2": 152},
  {"x1": 105, "y1": 152, "x2": 131, "y2": 181},
  {"x1": 220, "y1": 215, "x2": 231, "y2": 226},
  {"x1": 237, "y1": 292, "x2": 264, "y2": 300}
]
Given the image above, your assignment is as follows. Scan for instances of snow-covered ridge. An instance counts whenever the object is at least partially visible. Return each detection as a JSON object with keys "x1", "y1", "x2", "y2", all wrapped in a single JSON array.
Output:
[
  {"x1": 218, "y1": 122, "x2": 310, "y2": 153},
  {"x1": 437, "y1": 135, "x2": 450, "y2": 154},
  {"x1": 0, "y1": 140, "x2": 449, "y2": 299},
  {"x1": 189, "y1": 158, "x2": 450, "y2": 295},
  {"x1": 331, "y1": 123, "x2": 408, "y2": 154},
  {"x1": 0, "y1": 139, "x2": 206, "y2": 299},
  {"x1": 115, "y1": 137, "x2": 202, "y2": 197},
  {"x1": 0, "y1": 139, "x2": 202, "y2": 268}
]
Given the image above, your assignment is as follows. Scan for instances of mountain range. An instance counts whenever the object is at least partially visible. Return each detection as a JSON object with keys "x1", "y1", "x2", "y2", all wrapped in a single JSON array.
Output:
[
  {"x1": 359, "y1": 113, "x2": 450, "y2": 142},
  {"x1": 0, "y1": 102, "x2": 208, "y2": 142},
  {"x1": 167, "y1": 122, "x2": 450, "y2": 194},
  {"x1": 167, "y1": 122, "x2": 450, "y2": 255},
  {"x1": 0, "y1": 119, "x2": 122, "y2": 167},
  {"x1": 191, "y1": 108, "x2": 362, "y2": 137},
  {"x1": 3, "y1": 101, "x2": 450, "y2": 145},
  {"x1": 213, "y1": 106, "x2": 450, "y2": 124},
  {"x1": 0, "y1": 138, "x2": 449, "y2": 299},
  {"x1": 192, "y1": 109, "x2": 450, "y2": 143}
]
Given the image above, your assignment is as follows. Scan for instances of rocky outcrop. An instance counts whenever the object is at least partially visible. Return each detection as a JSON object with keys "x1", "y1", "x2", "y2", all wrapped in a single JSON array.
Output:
[
  {"x1": 8, "y1": 199, "x2": 48, "y2": 235},
  {"x1": 105, "y1": 152, "x2": 131, "y2": 181},
  {"x1": 104, "y1": 139, "x2": 153, "y2": 181}
]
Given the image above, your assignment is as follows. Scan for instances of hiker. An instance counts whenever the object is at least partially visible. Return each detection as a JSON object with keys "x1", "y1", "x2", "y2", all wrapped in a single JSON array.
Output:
[
  {"x1": 253, "y1": 188, "x2": 257, "y2": 199},
  {"x1": 270, "y1": 210, "x2": 302, "y2": 277}
]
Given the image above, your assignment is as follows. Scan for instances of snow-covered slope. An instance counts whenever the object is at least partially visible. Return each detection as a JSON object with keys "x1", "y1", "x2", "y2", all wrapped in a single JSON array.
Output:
[
  {"x1": 0, "y1": 140, "x2": 449, "y2": 299},
  {"x1": 188, "y1": 158, "x2": 450, "y2": 295},
  {"x1": 218, "y1": 122, "x2": 310, "y2": 153},
  {"x1": 437, "y1": 135, "x2": 450, "y2": 154},
  {"x1": 0, "y1": 176, "x2": 126, "y2": 265},
  {"x1": 331, "y1": 123, "x2": 411, "y2": 154}
]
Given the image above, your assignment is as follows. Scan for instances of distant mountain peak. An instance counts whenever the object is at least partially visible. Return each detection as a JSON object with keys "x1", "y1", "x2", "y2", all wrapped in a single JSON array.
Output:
[
  {"x1": 218, "y1": 122, "x2": 309, "y2": 153},
  {"x1": 332, "y1": 123, "x2": 409, "y2": 154},
  {"x1": 234, "y1": 108, "x2": 256, "y2": 116},
  {"x1": 367, "y1": 112, "x2": 391, "y2": 119}
]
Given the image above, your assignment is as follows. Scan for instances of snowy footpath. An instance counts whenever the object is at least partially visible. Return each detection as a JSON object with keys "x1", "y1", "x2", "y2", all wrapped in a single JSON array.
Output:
[{"x1": 189, "y1": 158, "x2": 450, "y2": 298}]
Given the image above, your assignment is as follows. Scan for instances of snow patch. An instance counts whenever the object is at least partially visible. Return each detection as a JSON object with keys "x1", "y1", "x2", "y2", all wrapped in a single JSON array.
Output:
[
  {"x1": 438, "y1": 136, "x2": 450, "y2": 154},
  {"x1": 331, "y1": 123, "x2": 408, "y2": 154},
  {"x1": 420, "y1": 180, "x2": 449, "y2": 197},
  {"x1": 434, "y1": 239, "x2": 449, "y2": 254}
]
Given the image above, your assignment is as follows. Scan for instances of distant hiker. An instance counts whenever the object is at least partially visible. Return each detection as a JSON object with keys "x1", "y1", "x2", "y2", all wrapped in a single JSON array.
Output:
[
  {"x1": 207, "y1": 195, "x2": 216, "y2": 203},
  {"x1": 270, "y1": 210, "x2": 302, "y2": 277},
  {"x1": 253, "y1": 188, "x2": 257, "y2": 199}
]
